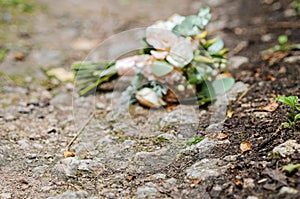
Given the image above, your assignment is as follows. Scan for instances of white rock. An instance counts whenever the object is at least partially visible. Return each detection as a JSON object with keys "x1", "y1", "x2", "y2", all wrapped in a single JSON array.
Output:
[
  {"x1": 151, "y1": 173, "x2": 166, "y2": 180},
  {"x1": 47, "y1": 190, "x2": 88, "y2": 199},
  {"x1": 136, "y1": 186, "x2": 158, "y2": 199},
  {"x1": 279, "y1": 186, "x2": 299, "y2": 195},
  {"x1": 284, "y1": 55, "x2": 300, "y2": 64},
  {"x1": 244, "y1": 178, "x2": 255, "y2": 189},
  {"x1": 229, "y1": 56, "x2": 249, "y2": 69},
  {"x1": 0, "y1": 193, "x2": 12, "y2": 199},
  {"x1": 247, "y1": 196, "x2": 258, "y2": 199},
  {"x1": 186, "y1": 158, "x2": 228, "y2": 180},
  {"x1": 272, "y1": 140, "x2": 300, "y2": 157}
]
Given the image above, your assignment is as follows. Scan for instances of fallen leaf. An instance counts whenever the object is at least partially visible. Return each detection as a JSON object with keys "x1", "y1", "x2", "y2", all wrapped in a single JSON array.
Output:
[
  {"x1": 63, "y1": 150, "x2": 76, "y2": 158},
  {"x1": 262, "y1": 168, "x2": 287, "y2": 185},
  {"x1": 262, "y1": 51, "x2": 288, "y2": 66},
  {"x1": 216, "y1": 72, "x2": 232, "y2": 79},
  {"x1": 227, "y1": 110, "x2": 234, "y2": 118},
  {"x1": 208, "y1": 132, "x2": 228, "y2": 140},
  {"x1": 259, "y1": 100, "x2": 279, "y2": 112},
  {"x1": 265, "y1": 75, "x2": 276, "y2": 81},
  {"x1": 240, "y1": 141, "x2": 251, "y2": 152},
  {"x1": 234, "y1": 180, "x2": 243, "y2": 188},
  {"x1": 193, "y1": 179, "x2": 200, "y2": 185},
  {"x1": 47, "y1": 68, "x2": 74, "y2": 82},
  {"x1": 14, "y1": 52, "x2": 25, "y2": 61}
]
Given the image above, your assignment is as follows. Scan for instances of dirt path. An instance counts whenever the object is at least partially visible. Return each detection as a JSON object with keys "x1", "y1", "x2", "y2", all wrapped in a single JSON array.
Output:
[{"x1": 0, "y1": 0, "x2": 299, "y2": 198}]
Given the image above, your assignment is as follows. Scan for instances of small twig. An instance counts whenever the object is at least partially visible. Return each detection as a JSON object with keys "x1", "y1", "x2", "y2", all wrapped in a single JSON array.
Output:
[
  {"x1": 256, "y1": 126, "x2": 283, "y2": 152},
  {"x1": 227, "y1": 41, "x2": 249, "y2": 57},
  {"x1": 65, "y1": 112, "x2": 95, "y2": 151},
  {"x1": 237, "y1": 84, "x2": 256, "y2": 102}
]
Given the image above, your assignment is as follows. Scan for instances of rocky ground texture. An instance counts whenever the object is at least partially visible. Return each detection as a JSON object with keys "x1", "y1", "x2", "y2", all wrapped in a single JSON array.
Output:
[{"x1": 0, "y1": 0, "x2": 300, "y2": 198}]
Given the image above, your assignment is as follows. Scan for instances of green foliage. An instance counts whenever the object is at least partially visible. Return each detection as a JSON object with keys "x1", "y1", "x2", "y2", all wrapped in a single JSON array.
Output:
[
  {"x1": 172, "y1": 7, "x2": 211, "y2": 36},
  {"x1": 282, "y1": 163, "x2": 300, "y2": 174},
  {"x1": 0, "y1": 49, "x2": 8, "y2": 63},
  {"x1": 276, "y1": 96, "x2": 300, "y2": 129},
  {"x1": 186, "y1": 137, "x2": 204, "y2": 146},
  {"x1": 0, "y1": 0, "x2": 34, "y2": 12},
  {"x1": 278, "y1": 35, "x2": 288, "y2": 45},
  {"x1": 152, "y1": 61, "x2": 173, "y2": 77}
]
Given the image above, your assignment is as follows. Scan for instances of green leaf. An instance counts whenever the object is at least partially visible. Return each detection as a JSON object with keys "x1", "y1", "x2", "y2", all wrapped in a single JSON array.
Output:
[
  {"x1": 294, "y1": 113, "x2": 300, "y2": 121},
  {"x1": 212, "y1": 77, "x2": 235, "y2": 95},
  {"x1": 186, "y1": 137, "x2": 204, "y2": 146},
  {"x1": 278, "y1": 35, "x2": 288, "y2": 45},
  {"x1": 193, "y1": 55, "x2": 215, "y2": 63},
  {"x1": 172, "y1": 17, "x2": 198, "y2": 36},
  {"x1": 276, "y1": 96, "x2": 298, "y2": 108},
  {"x1": 282, "y1": 164, "x2": 300, "y2": 174},
  {"x1": 296, "y1": 106, "x2": 300, "y2": 112},
  {"x1": 152, "y1": 61, "x2": 174, "y2": 77},
  {"x1": 208, "y1": 37, "x2": 224, "y2": 54},
  {"x1": 197, "y1": 6, "x2": 211, "y2": 28},
  {"x1": 282, "y1": 122, "x2": 290, "y2": 128},
  {"x1": 199, "y1": 80, "x2": 216, "y2": 99}
]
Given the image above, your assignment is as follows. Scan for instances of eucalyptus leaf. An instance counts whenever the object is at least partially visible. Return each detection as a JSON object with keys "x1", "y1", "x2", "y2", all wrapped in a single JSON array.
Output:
[
  {"x1": 208, "y1": 37, "x2": 224, "y2": 54},
  {"x1": 152, "y1": 61, "x2": 174, "y2": 77},
  {"x1": 212, "y1": 77, "x2": 235, "y2": 95}
]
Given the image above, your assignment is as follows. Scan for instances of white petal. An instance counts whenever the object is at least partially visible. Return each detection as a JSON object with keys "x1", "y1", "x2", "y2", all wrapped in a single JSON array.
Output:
[
  {"x1": 136, "y1": 88, "x2": 166, "y2": 108},
  {"x1": 146, "y1": 27, "x2": 179, "y2": 50},
  {"x1": 166, "y1": 39, "x2": 193, "y2": 67},
  {"x1": 150, "y1": 50, "x2": 168, "y2": 59}
]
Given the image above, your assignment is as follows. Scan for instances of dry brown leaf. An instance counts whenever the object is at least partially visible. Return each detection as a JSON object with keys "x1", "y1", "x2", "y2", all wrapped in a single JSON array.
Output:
[
  {"x1": 63, "y1": 150, "x2": 76, "y2": 158},
  {"x1": 234, "y1": 180, "x2": 243, "y2": 187},
  {"x1": 14, "y1": 52, "x2": 25, "y2": 61},
  {"x1": 259, "y1": 100, "x2": 279, "y2": 112},
  {"x1": 227, "y1": 110, "x2": 234, "y2": 118},
  {"x1": 208, "y1": 132, "x2": 228, "y2": 140},
  {"x1": 262, "y1": 51, "x2": 288, "y2": 66},
  {"x1": 240, "y1": 141, "x2": 251, "y2": 152},
  {"x1": 265, "y1": 75, "x2": 276, "y2": 81},
  {"x1": 192, "y1": 179, "x2": 200, "y2": 185},
  {"x1": 216, "y1": 72, "x2": 232, "y2": 80}
]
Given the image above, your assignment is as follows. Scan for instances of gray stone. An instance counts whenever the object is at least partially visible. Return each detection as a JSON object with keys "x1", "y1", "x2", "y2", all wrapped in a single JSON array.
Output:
[
  {"x1": 151, "y1": 173, "x2": 166, "y2": 180},
  {"x1": 229, "y1": 56, "x2": 249, "y2": 69},
  {"x1": 0, "y1": 193, "x2": 12, "y2": 199},
  {"x1": 279, "y1": 186, "x2": 299, "y2": 195},
  {"x1": 156, "y1": 133, "x2": 177, "y2": 142},
  {"x1": 50, "y1": 93, "x2": 72, "y2": 107},
  {"x1": 54, "y1": 157, "x2": 79, "y2": 177},
  {"x1": 272, "y1": 140, "x2": 300, "y2": 157},
  {"x1": 48, "y1": 190, "x2": 88, "y2": 199},
  {"x1": 186, "y1": 158, "x2": 228, "y2": 180},
  {"x1": 33, "y1": 50, "x2": 64, "y2": 67},
  {"x1": 244, "y1": 178, "x2": 255, "y2": 189},
  {"x1": 247, "y1": 196, "x2": 258, "y2": 199},
  {"x1": 78, "y1": 159, "x2": 100, "y2": 171},
  {"x1": 136, "y1": 186, "x2": 158, "y2": 199},
  {"x1": 284, "y1": 55, "x2": 300, "y2": 64}
]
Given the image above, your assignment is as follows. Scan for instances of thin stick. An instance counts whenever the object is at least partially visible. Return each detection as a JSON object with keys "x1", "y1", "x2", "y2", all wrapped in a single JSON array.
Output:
[
  {"x1": 65, "y1": 112, "x2": 95, "y2": 151},
  {"x1": 237, "y1": 84, "x2": 255, "y2": 102},
  {"x1": 256, "y1": 126, "x2": 283, "y2": 152}
]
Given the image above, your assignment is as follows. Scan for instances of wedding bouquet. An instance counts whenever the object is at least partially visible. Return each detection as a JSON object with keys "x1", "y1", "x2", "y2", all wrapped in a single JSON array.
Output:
[{"x1": 72, "y1": 7, "x2": 234, "y2": 107}]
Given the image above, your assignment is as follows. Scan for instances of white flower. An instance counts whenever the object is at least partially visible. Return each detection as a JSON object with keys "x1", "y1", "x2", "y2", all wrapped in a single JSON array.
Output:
[
  {"x1": 149, "y1": 14, "x2": 185, "y2": 31},
  {"x1": 146, "y1": 28, "x2": 179, "y2": 50},
  {"x1": 150, "y1": 50, "x2": 168, "y2": 60},
  {"x1": 136, "y1": 87, "x2": 166, "y2": 108},
  {"x1": 166, "y1": 38, "x2": 193, "y2": 67}
]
